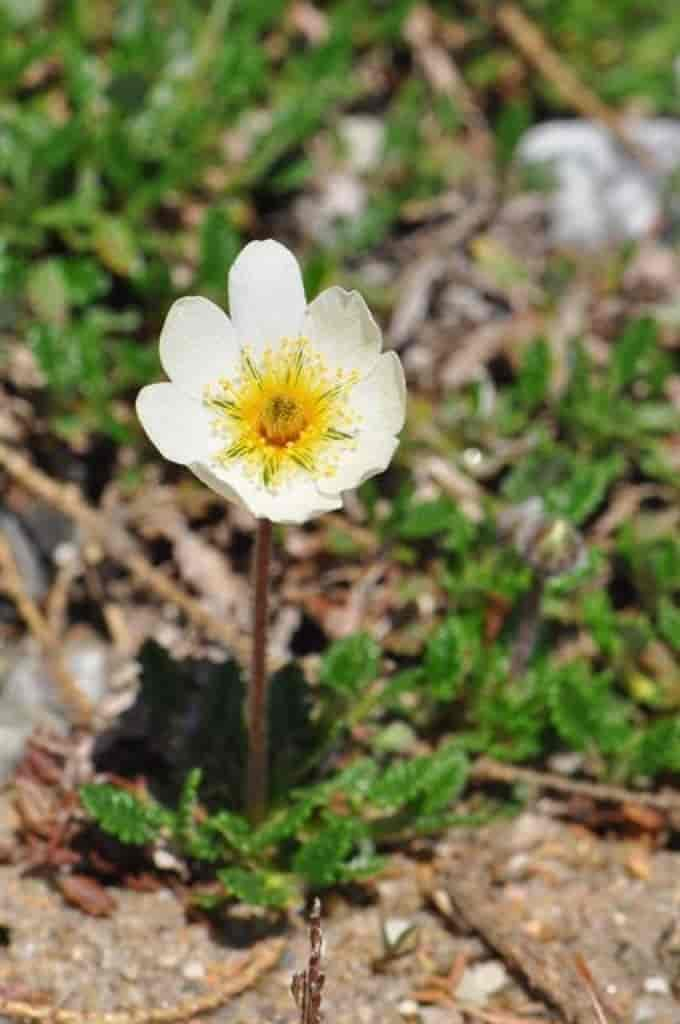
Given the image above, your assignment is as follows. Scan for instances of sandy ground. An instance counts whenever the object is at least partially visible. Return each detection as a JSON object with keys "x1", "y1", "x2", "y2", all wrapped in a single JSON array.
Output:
[{"x1": 1, "y1": 799, "x2": 680, "y2": 1024}]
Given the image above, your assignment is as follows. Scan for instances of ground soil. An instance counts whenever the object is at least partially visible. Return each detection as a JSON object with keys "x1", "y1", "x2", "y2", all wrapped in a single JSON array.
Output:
[{"x1": 1, "y1": 798, "x2": 679, "y2": 1024}]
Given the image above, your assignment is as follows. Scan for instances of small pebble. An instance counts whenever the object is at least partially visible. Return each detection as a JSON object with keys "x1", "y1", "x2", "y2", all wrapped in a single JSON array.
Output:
[
  {"x1": 398, "y1": 999, "x2": 422, "y2": 1021},
  {"x1": 456, "y1": 961, "x2": 509, "y2": 1006},
  {"x1": 182, "y1": 960, "x2": 206, "y2": 981},
  {"x1": 382, "y1": 916, "x2": 418, "y2": 953},
  {"x1": 643, "y1": 975, "x2": 670, "y2": 995}
]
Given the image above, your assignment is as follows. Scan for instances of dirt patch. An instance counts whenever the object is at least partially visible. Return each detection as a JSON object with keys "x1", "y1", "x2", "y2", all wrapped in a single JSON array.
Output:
[{"x1": 0, "y1": 812, "x2": 678, "y2": 1023}]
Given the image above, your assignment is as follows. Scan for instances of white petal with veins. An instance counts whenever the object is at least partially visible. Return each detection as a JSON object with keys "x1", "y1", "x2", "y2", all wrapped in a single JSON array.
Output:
[
  {"x1": 192, "y1": 461, "x2": 343, "y2": 524},
  {"x1": 137, "y1": 383, "x2": 216, "y2": 465},
  {"x1": 318, "y1": 431, "x2": 399, "y2": 496},
  {"x1": 160, "y1": 297, "x2": 239, "y2": 398},
  {"x1": 351, "y1": 351, "x2": 406, "y2": 434},
  {"x1": 228, "y1": 239, "x2": 306, "y2": 355},
  {"x1": 303, "y1": 287, "x2": 382, "y2": 374}
]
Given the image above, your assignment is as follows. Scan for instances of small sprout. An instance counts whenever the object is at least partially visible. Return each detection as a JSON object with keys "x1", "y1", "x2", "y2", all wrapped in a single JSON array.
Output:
[
  {"x1": 380, "y1": 916, "x2": 419, "y2": 960},
  {"x1": 292, "y1": 898, "x2": 325, "y2": 1024},
  {"x1": 500, "y1": 498, "x2": 587, "y2": 678},
  {"x1": 499, "y1": 497, "x2": 586, "y2": 579}
]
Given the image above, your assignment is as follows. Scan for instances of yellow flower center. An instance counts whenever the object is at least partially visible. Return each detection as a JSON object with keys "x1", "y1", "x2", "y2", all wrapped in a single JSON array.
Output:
[{"x1": 205, "y1": 337, "x2": 358, "y2": 489}]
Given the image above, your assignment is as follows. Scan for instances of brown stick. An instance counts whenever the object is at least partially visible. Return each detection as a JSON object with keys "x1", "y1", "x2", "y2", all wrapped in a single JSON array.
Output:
[
  {"x1": 0, "y1": 531, "x2": 93, "y2": 725},
  {"x1": 472, "y1": 756, "x2": 680, "y2": 814},
  {"x1": 0, "y1": 441, "x2": 249, "y2": 665},
  {"x1": 444, "y1": 866, "x2": 600, "y2": 1024},
  {"x1": 246, "y1": 517, "x2": 273, "y2": 825}
]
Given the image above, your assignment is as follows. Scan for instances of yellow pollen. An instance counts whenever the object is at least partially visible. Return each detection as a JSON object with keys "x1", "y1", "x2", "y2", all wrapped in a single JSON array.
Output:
[
  {"x1": 260, "y1": 395, "x2": 307, "y2": 445},
  {"x1": 204, "y1": 337, "x2": 358, "y2": 489}
]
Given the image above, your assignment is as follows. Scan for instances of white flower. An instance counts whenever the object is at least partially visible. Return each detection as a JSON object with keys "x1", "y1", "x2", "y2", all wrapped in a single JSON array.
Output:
[{"x1": 136, "y1": 240, "x2": 406, "y2": 524}]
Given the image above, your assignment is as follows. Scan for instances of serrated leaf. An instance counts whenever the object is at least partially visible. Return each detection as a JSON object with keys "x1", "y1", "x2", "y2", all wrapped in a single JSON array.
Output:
[
  {"x1": 218, "y1": 867, "x2": 293, "y2": 908},
  {"x1": 369, "y1": 744, "x2": 468, "y2": 813},
  {"x1": 80, "y1": 783, "x2": 169, "y2": 845},
  {"x1": 318, "y1": 633, "x2": 381, "y2": 696},
  {"x1": 548, "y1": 662, "x2": 632, "y2": 754},
  {"x1": 186, "y1": 810, "x2": 252, "y2": 862},
  {"x1": 292, "y1": 815, "x2": 364, "y2": 886},
  {"x1": 251, "y1": 758, "x2": 378, "y2": 851},
  {"x1": 631, "y1": 718, "x2": 680, "y2": 776},
  {"x1": 424, "y1": 617, "x2": 465, "y2": 699},
  {"x1": 610, "y1": 317, "x2": 657, "y2": 392}
]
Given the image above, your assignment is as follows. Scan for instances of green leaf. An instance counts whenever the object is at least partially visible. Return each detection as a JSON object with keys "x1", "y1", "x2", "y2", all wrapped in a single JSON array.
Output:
[
  {"x1": 252, "y1": 759, "x2": 379, "y2": 852},
  {"x1": 658, "y1": 598, "x2": 680, "y2": 653},
  {"x1": 369, "y1": 744, "x2": 468, "y2": 814},
  {"x1": 631, "y1": 718, "x2": 680, "y2": 776},
  {"x1": 80, "y1": 783, "x2": 170, "y2": 845},
  {"x1": 176, "y1": 767, "x2": 202, "y2": 843},
  {"x1": 424, "y1": 617, "x2": 465, "y2": 699},
  {"x1": 397, "y1": 496, "x2": 458, "y2": 540},
  {"x1": 516, "y1": 337, "x2": 551, "y2": 411},
  {"x1": 548, "y1": 662, "x2": 632, "y2": 755},
  {"x1": 292, "y1": 815, "x2": 364, "y2": 887},
  {"x1": 503, "y1": 446, "x2": 624, "y2": 525},
  {"x1": 318, "y1": 633, "x2": 381, "y2": 696},
  {"x1": 610, "y1": 317, "x2": 657, "y2": 392},
  {"x1": 218, "y1": 867, "x2": 293, "y2": 908}
]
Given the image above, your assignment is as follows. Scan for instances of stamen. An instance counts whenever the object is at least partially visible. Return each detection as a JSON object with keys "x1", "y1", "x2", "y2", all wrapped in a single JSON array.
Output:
[{"x1": 204, "y1": 337, "x2": 357, "y2": 489}]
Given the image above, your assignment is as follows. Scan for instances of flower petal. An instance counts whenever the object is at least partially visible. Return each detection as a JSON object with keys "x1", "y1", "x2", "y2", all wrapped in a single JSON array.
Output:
[
  {"x1": 351, "y1": 351, "x2": 406, "y2": 434},
  {"x1": 191, "y1": 461, "x2": 342, "y2": 524},
  {"x1": 317, "y1": 430, "x2": 399, "y2": 496},
  {"x1": 159, "y1": 296, "x2": 239, "y2": 397},
  {"x1": 228, "y1": 240, "x2": 306, "y2": 355},
  {"x1": 303, "y1": 287, "x2": 382, "y2": 374},
  {"x1": 137, "y1": 383, "x2": 216, "y2": 465}
]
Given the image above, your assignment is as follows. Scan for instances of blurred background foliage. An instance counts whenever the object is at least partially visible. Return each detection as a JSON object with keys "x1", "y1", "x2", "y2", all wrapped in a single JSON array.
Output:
[{"x1": 1, "y1": 0, "x2": 680, "y2": 438}]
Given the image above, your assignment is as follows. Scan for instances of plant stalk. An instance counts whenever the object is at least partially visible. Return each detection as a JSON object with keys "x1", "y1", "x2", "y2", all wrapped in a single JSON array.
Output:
[
  {"x1": 246, "y1": 517, "x2": 273, "y2": 825},
  {"x1": 509, "y1": 573, "x2": 546, "y2": 679}
]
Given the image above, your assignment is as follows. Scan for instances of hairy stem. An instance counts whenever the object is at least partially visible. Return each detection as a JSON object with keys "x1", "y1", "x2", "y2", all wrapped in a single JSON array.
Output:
[
  {"x1": 509, "y1": 574, "x2": 546, "y2": 680},
  {"x1": 246, "y1": 517, "x2": 273, "y2": 825}
]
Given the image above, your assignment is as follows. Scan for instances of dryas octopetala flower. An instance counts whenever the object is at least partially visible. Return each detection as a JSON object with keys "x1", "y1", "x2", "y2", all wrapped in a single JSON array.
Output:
[{"x1": 136, "y1": 240, "x2": 406, "y2": 524}]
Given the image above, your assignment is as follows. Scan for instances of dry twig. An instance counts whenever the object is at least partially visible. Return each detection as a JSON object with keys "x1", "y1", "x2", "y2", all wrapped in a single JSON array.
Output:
[
  {"x1": 0, "y1": 530, "x2": 93, "y2": 725},
  {"x1": 494, "y1": 3, "x2": 655, "y2": 172},
  {"x1": 0, "y1": 441, "x2": 250, "y2": 666},
  {"x1": 472, "y1": 756, "x2": 680, "y2": 816},
  {"x1": 573, "y1": 955, "x2": 612, "y2": 1024}
]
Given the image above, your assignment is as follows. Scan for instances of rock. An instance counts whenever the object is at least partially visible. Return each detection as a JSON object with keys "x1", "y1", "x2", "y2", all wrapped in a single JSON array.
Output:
[
  {"x1": 517, "y1": 118, "x2": 680, "y2": 246},
  {"x1": 643, "y1": 975, "x2": 671, "y2": 995},
  {"x1": 456, "y1": 961, "x2": 509, "y2": 1006},
  {"x1": 182, "y1": 960, "x2": 205, "y2": 981}
]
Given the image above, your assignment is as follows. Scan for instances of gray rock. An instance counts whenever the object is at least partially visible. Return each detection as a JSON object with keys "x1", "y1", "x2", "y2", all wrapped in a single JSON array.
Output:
[{"x1": 517, "y1": 118, "x2": 680, "y2": 246}]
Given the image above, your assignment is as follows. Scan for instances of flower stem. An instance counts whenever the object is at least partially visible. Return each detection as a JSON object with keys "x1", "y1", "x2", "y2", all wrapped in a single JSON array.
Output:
[
  {"x1": 509, "y1": 573, "x2": 546, "y2": 680},
  {"x1": 246, "y1": 517, "x2": 273, "y2": 825}
]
